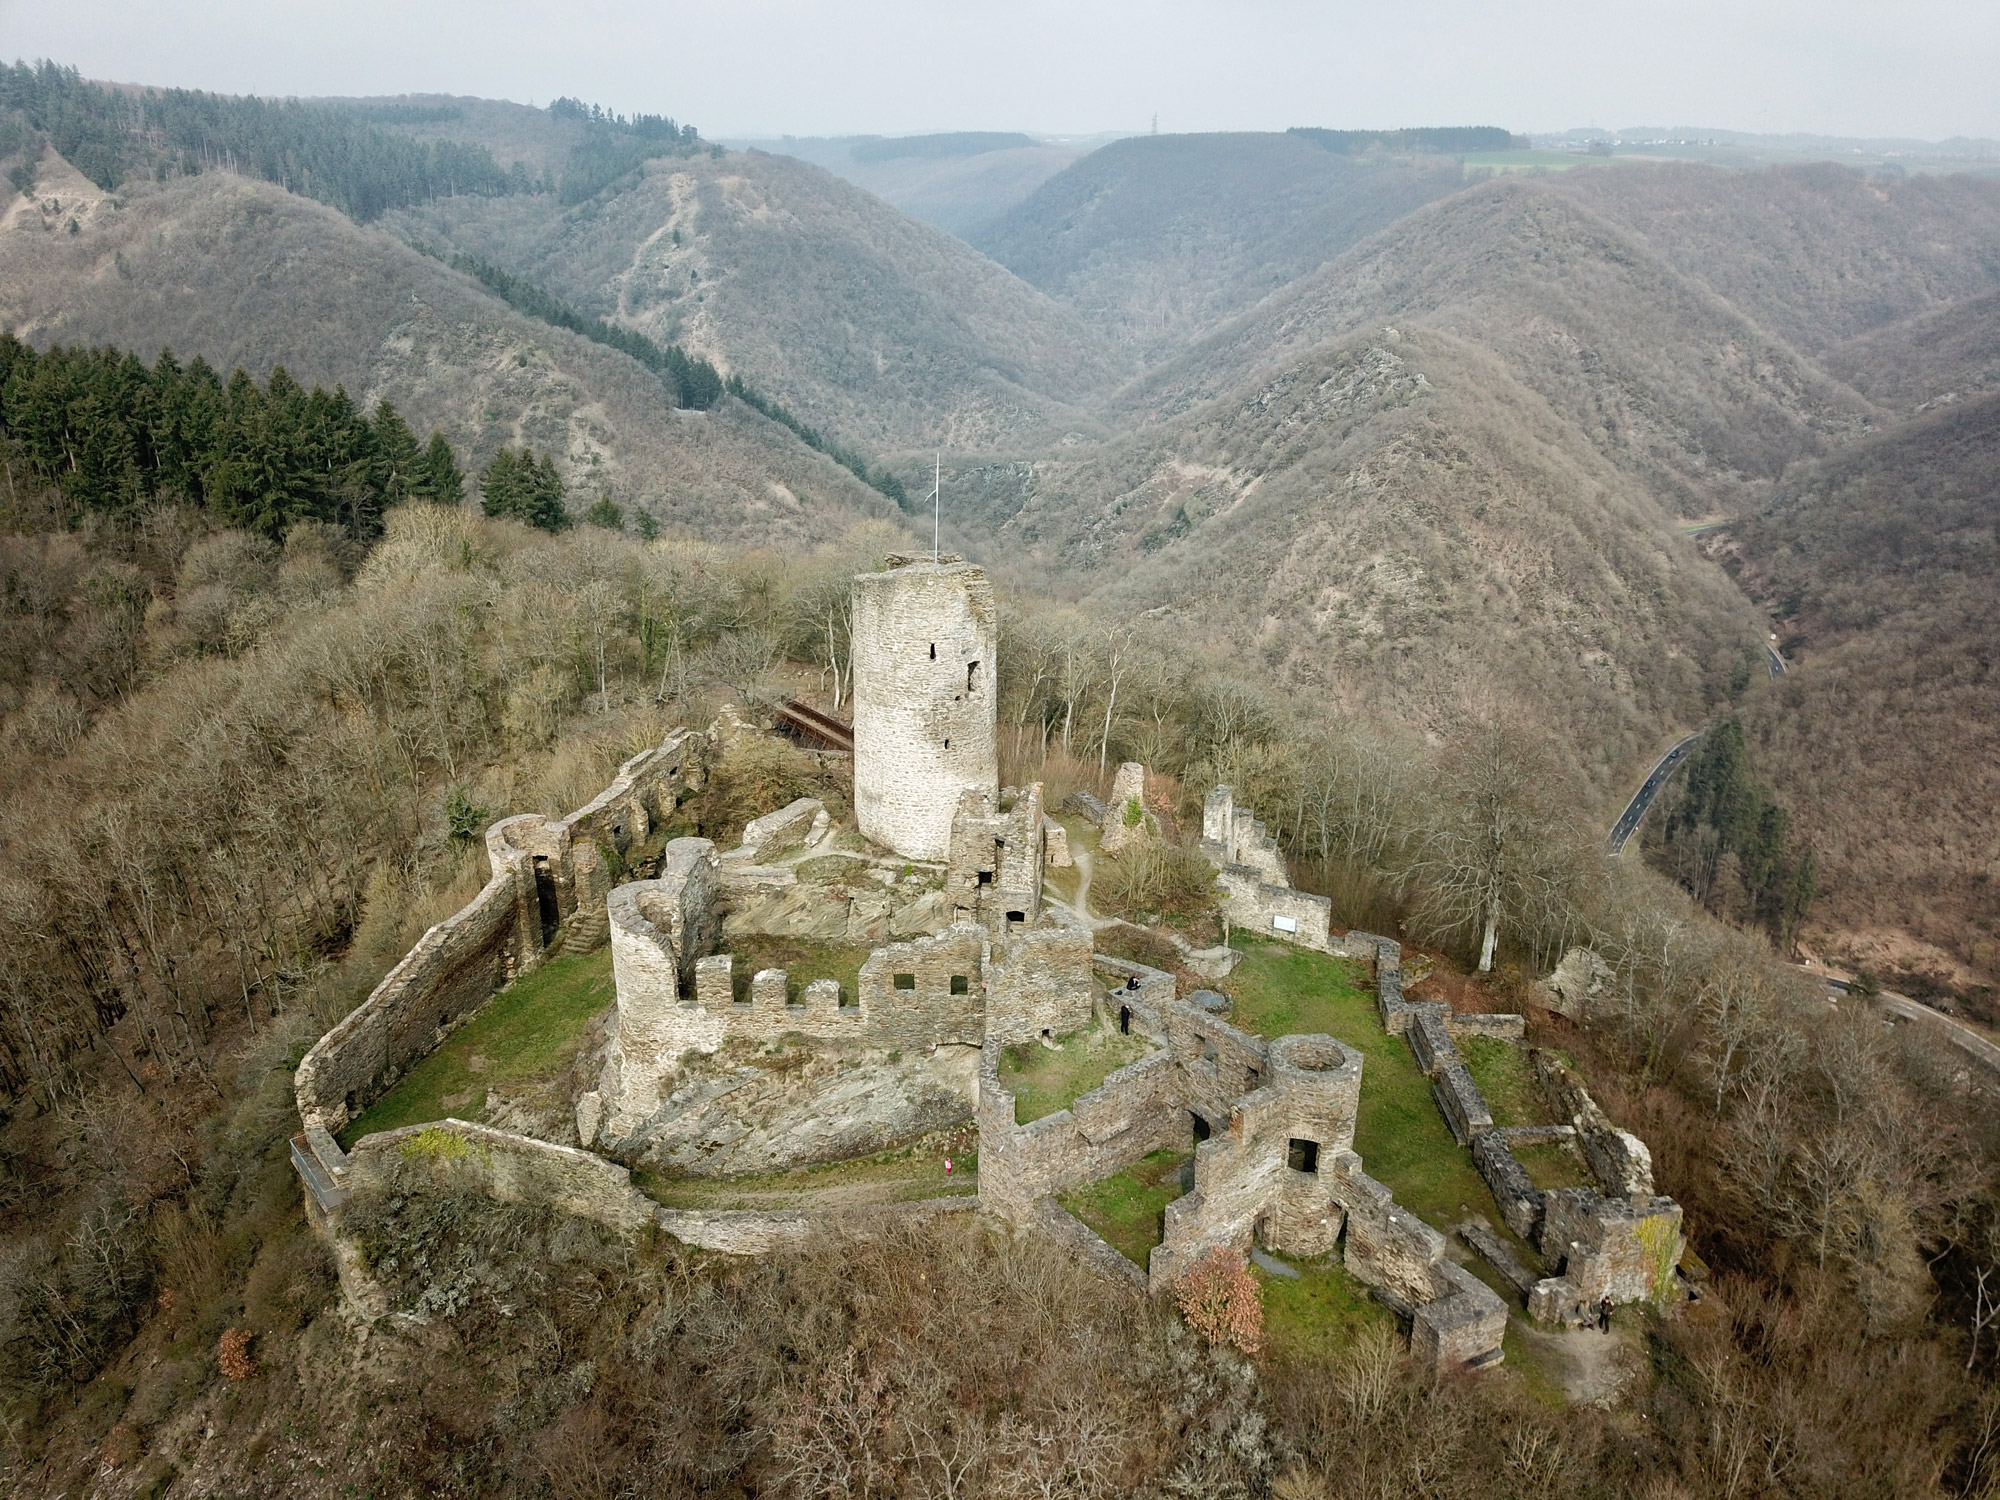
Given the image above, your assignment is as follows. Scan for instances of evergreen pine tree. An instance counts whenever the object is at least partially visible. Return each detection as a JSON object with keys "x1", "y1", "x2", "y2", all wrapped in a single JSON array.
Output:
[
  {"x1": 420, "y1": 432, "x2": 464, "y2": 505},
  {"x1": 530, "y1": 452, "x2": 570, "y2": 531},
  {"x1": 371, "y1": 401, "x2": 423, "y2": 505},
  {"x1": 480, "y1": 446, "x2": 523, "y2": 519}
]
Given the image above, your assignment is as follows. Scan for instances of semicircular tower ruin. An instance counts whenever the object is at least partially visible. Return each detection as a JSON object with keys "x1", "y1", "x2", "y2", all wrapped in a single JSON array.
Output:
[{"x1": 851, "y1": 559, "x2": 998, "y2": 861}]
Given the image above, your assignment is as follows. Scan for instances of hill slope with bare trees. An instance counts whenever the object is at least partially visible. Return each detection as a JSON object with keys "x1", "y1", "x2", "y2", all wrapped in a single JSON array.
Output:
[
  {"x1": 1725, "y1": 393, "x2": 2000, "y2": 997},
  {"x1": 0, "y1": 151, "x2": 892, "y2": 543}
]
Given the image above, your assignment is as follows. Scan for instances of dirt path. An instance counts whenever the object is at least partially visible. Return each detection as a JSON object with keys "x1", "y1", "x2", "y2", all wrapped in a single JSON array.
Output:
[{"x1": 1509, "y1": 1318, "x2": 1642, "y2": 1407}]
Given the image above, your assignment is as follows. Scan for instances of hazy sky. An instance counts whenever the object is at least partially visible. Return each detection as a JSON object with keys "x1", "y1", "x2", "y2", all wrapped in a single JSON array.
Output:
[{"x1": 4, "y1": 0, "x2": 1997, "y2": 141}]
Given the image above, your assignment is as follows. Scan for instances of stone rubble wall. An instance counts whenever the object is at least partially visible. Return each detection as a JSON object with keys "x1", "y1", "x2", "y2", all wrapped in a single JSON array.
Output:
[
  {"x1": 346, "y1": 1118, "x2": 658, "y2": 1235},
  {"x1": 1533, "y1": 1050, "x2": 1655, "y2": 1197},
  {"x1": 328, "y1": 1116, "x2": 978, "y2": 1314},
  {"x1": 1466, "y1": 1059, "x2": 1683, "y2": 1320},
  {"x1": 1163, "y1": 1005, "x2": 1273, "y2": 1118},
  {"x1": 1215, "y1": 865, "x2": 1335, "y2": 951},
  {"x1": 1446, "y1": 1012, "x2": 1528, "y2": 1042},
  {"x1": 1431, "y1": 1063, "x2": 1495, "y2": 1145},
  {"x1": 1150, "y1": 1034, "x2": 1364, "y2": 1286},
  {"x1": 293, "y1": 731, "x2": 704, "y2": 1138},
  {"x1": 295, "y1": 873, "x2": 525, "y2": 1135},
  {"x1": 947, "y1": 783, "x2": 1046, "y2": 930},
  {"x1": 653, "y1": 1196, "x2": 977, "y2": 1254},
  {"x1": 985, "y1": 925, "x2": 1097, "y2": 1045},
  {"x1": 1099, "y1": 762, "x2": 1154, "y2": 856},
  {"x1": 974, "y1": 1040, "x2": 1187, "y2": 1215},
  {"x1": 1199, "y1": 785, "x2": 1289, "y2": 886}
]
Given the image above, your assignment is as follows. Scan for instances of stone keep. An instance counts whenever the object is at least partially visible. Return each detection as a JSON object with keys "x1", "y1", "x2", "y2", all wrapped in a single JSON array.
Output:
[{"x1": 852, "y1": 560, "x2": 998, "y2": 861}]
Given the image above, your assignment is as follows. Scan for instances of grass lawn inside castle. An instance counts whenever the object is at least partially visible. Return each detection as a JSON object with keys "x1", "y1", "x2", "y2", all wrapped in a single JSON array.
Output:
[
  {"x1": 1060, "y1": 1149, "x2": 1194, "y2": 1265},
  {"x1": 336, "y1": 948, "x2": 615, "y2": 1149},
  {"x1": 1002, "y1": 1016, "x2": 1155, "y2": 1124},
  {"x1": 1222, "y1": 937, "x2": 1542, "y2": 1238}
]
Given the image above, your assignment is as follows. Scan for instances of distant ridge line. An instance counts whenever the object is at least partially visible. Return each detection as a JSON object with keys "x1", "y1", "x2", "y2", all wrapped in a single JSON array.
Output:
[{"x1": 1288, "y1": 126, "x2": 1525, "y2": 155}]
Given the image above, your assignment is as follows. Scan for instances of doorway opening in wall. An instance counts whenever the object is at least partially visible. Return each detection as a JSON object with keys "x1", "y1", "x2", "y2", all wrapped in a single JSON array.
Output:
[
  {"x1": 1288, "y1": 1138, "x2": 1320, "y2": 1174},
  {"x1": 532, "y1": 856, "x2": 561, "y2": 944},
  {"x1": 1119, "y1": 1005, "x2": 1131, "y2": 1034},
  {"x1": 1191, "y1": 1111, "x2": 1211, "y2": 1143}
]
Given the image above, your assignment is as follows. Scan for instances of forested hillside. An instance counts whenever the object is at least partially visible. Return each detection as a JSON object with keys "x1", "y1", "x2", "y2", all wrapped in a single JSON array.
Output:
[
  {"x1": 727, "y1": 131, "x2": 1086, "y2": 238},
  {"x1": 1549, "y1": 161, "x2": 2000, "y2": 354},
  {"x1": 1105, "y1": 176, "x2": 1878, "y2": 518},
  {"x1": 383, "y1": 146, "x2": 1126, "y2": 454},
  {"x1": 951, "y1": 326, "x2": 1768, "y2": 794},
  {"x1": 0, "y1": 151, "x2": 890, "y2": 543},
  {"x1": 1726, "y1": 394, "x2": 2000, "y2": 999},
  {"x1": 972, "y1": 132, "x2": 1469, "y2": 361}
]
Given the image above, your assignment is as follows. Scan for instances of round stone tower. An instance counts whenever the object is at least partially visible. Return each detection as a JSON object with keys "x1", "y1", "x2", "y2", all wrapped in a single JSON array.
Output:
[{"x1": 851, "y1": 559, "x2": 998, "y2": 861}]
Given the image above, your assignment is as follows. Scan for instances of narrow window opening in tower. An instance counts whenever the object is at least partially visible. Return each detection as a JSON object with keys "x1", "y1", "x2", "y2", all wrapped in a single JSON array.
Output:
[
  {"x1": 944, "y1": 738, "x2": 950, "y2": 749},
  {"x1": 929, "y1": 642, "x2": 936, "y2": 660},
  {"x1": 967, "y1": 660, "x2": 980, "y2": 693}
]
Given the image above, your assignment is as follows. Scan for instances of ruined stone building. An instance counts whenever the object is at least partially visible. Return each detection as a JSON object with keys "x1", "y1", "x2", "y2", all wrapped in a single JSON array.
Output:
[
  {"x1": 290, "y1": 557, "x2": 1684, "y2": 1379},
  {"x1": 851, "y1": 558, "x2": 998, "y2": 862},
  {"x1": 948, "y1": 783, "x2": 1045, "y2": 931}
]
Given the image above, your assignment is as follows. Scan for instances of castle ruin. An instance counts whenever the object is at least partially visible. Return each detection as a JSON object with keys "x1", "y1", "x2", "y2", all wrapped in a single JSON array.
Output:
[{"x1": 290, "y1": 546, "x2": 1685, "y2": 1377}]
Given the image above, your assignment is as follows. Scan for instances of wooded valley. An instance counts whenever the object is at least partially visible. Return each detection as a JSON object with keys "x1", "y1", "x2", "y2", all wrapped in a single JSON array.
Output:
[{"x1": 0, "y1": 63, "x2": 1996, "y2": 1500}]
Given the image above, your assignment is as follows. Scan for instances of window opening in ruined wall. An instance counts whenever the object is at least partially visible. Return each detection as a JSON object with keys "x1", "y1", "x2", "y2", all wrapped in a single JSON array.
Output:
[
  {"x1": 894, "y1": 973, "x2": 917, "y2": 990},
  {"x1": 967, "y1": 660, "x2": 980, "y2": 694},
  {"x1": 1287, "y1": 1138, "x2": 1320, "y2": 1174},
  {"x1": 1191, "y1": 1111, "x2": 1211, "y2": 1143},
  {"x1": 950, "y1": 974, "x2": 969, "y2": 995}
]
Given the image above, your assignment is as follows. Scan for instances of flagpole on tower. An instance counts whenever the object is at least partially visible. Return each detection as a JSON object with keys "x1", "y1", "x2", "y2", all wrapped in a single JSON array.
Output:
[{"x1": 932, "y1": 451, "x2": 940, "y2": 563}]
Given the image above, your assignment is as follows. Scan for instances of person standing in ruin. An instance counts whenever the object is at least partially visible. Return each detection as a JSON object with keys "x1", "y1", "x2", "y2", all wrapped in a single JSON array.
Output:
[{"x1": 1598, "y1": 1296, "x2": 1613, "y2": 1334}]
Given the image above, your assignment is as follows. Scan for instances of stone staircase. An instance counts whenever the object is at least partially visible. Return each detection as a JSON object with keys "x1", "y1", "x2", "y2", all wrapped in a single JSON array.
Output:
[{"x1": 560, "y1": 901, "x2": 611, "y2": 955}]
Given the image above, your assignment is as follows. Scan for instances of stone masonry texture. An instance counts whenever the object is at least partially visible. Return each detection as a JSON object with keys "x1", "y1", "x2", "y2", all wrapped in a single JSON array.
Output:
[{"x1": 851, "y1": 560, "x2": 998, "y2": 861}]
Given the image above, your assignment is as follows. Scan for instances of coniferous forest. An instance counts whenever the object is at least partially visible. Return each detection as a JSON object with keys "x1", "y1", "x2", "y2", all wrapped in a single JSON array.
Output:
[
  {"x1": 0, "y1": 62, "x2": 706, "y2": 220},
  {"x1": 0, "y1": 335, "x2": 463, "y2": 540}
]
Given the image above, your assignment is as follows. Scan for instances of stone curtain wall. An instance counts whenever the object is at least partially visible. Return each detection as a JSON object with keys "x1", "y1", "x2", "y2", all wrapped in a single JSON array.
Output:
[
  {"x1": 293, "y1": 731, "x2": 704, "y2": 1136},
  {"x1": 590, "y1": 852, "x2": 1100, "y2": 1145},
  {"x1": 851, "y1": 561, "x2": 998, "y2": 861},
  {"x1": 974, "y1": 1041, "x2": 1186, "y2": 1215},
  {"x1": 347, "y1": 1119, "x2": 658, "y2": 1234},
  {"x1": 1200, "y1": 784, "x2": 1334, "y2": 950},
  {"x1": 295, "y1": 873, "x2": 526, "y2": 1134},
  {"x1": 984, "y1": 925, "x2": 1096, "y2": 1044}
]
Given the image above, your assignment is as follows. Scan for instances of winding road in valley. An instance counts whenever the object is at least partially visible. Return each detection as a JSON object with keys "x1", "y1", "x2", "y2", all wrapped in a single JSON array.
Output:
[{"x1": 1608, "y1": 731, "x2": 1704, "y2": 855}]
